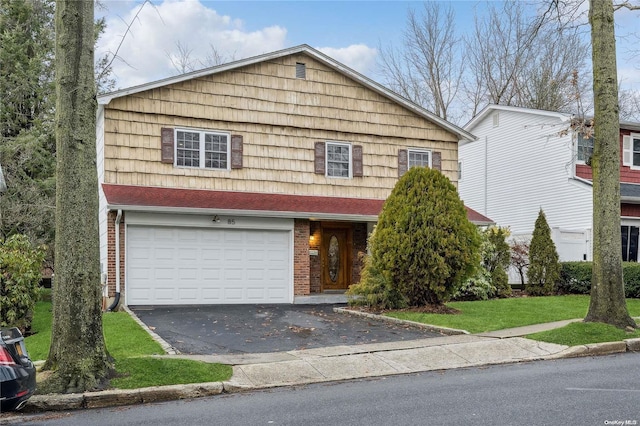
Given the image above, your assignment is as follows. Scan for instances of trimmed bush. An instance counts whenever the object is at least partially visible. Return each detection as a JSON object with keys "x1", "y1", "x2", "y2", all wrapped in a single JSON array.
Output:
[
  {"x1": 349, "y1": 167, "x2": 481, "y2": 308},
  {"x1": 0, "y1": 234, "x2": 45, "y2": 332},
  {"x1": 453, "y1": 226, "x2": 511, "y2": 301},
  {"x1": 526, "y1": 209, "x2": 561, "y2": 295},
  {"x1": 558, "y1": 262, "x2": 592, "y2": 294},
  {"x1": 559, "y1": 261, "x2": 640, "y2": 298}
]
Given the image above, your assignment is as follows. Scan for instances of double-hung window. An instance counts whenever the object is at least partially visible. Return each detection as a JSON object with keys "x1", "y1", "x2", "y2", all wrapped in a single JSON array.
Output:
[
  {"x1": 408, "y1": 149, "x2": 431, "y2": 169},
  {"x1": 326, "y1": 142, "x2": 351, "y2": 178},
  {"x1": 623, "y1": 133, "x2": 640, "y2": 169},
  {"x1": 577, "y1": 133, "x2": 593, "y2": 163},
  {"x1": 176, "y1": 129, "x2": 229, "y2": 170}
]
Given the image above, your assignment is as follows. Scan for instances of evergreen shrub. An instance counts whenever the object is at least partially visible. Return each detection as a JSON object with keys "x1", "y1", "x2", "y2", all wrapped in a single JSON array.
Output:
[
  {"x1": 526, "y1": 209, "x2": 561, "y2": 295},
  {"x1": 348, "y1": 167, "x2": 480, "y2": 308},
  {"x1": 558, "y1": 262, "x2": 640, "y2": 298}
]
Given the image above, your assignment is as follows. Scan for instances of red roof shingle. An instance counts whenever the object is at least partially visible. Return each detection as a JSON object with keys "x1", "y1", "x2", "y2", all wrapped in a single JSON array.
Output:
[{"x1": 102, "y1": 184, "x2": 493, "y2": 224}]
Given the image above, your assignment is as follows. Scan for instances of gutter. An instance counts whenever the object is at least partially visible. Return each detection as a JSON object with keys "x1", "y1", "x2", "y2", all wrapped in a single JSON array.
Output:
[{"x1": 107, "y1": 209, "x2": 123, "y2": 311}]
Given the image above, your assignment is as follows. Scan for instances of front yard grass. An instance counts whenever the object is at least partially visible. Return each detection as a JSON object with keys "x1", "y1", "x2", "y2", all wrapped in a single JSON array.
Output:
[
  {"x1": 385, "y1": 295, "x2": 640, "y2": 335},
  {"x1": 25, "y1": 300, "x2": 232, "y2": 391},
  {"x1": 527, "y1": 321, "x2": 640, "y2": 346}
]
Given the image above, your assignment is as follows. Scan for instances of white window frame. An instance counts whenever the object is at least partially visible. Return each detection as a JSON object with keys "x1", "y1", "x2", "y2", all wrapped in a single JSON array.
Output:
[
  {"x1": 408, "y1": 148, "x2": 432, "y2": 169},
  {"x1": 326, "y1": 141, "x2": 352, "y2": 178},
  {"x1": 175, "y1": 128, "x2": 231, "y2": 171},
  {"x1": 623, "y1": 133, "x2": 640, "y2": 170},
  {"x1": 576, "y1": 133, "x2": 593, "y2": 164}
]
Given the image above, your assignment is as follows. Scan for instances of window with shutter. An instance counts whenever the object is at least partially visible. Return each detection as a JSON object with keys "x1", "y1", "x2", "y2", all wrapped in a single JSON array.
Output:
[
  {"x1": 170, "y1": 128, "x2": 231, "y2": 170},
  {"x1": 400, "y1": 149, "x2": 441, "y2": 176}
]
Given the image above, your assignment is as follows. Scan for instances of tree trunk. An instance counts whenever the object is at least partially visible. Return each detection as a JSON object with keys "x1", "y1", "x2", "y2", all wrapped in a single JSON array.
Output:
[
  {"x1": 585, "y1": 0, "x2": 635, "y2": 329},
  {"x1": 44, "y1": 0, "x2": 111, "y2": 393}
]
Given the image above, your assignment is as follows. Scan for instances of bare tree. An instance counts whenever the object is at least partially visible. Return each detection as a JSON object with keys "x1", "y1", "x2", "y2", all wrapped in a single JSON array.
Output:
[
  {"x1": 619, "y1": 88, "x2": 640, "y2": 121},
  {"x1": 201, "y1": 43, "x2": 236, "y2": 68},
  {"x1": 166, "y1": 40, "x2": 197, "y2": 74},
  {"x1": 378, "y1": 2, "x2": 463, "y2": 122},
  {"x1": 516, "y1": 27, "x2": 590, "y2": 112},
  {"x1": 463, "y1": 1, "x2": 590, "y2": 116}
]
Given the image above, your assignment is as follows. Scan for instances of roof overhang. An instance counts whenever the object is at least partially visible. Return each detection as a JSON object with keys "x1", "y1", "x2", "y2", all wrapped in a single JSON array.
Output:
[
  {"x1": 464, "y1": 104, "x2": 573, "y2": 134},
  {"x1": 102, "y1": 184, "x2": 494, "y2": 225}
]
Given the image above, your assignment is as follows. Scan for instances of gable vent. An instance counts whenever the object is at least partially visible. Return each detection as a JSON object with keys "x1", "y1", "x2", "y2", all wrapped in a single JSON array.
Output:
[{"x1": 296, "y1": 62, "x2": 306, "y2": 79}]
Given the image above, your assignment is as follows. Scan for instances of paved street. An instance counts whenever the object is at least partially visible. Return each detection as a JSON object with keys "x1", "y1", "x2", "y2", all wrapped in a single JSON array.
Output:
[{"x1": 12, "y1": 353, "x2": 640, "y2": 426}]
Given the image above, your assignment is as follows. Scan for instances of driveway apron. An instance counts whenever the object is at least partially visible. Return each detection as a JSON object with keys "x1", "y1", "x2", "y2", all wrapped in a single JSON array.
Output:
[{"x1": 130, "y1": 305, "x2": 443, "y2": 355}]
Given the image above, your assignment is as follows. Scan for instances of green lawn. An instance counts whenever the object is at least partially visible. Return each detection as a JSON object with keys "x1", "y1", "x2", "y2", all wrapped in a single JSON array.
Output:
[
  {"x1": 385, "y1": 295, "x2": 640, "y2": 334},
  {"x1": 527, "y1": 321, "x2": 640, "y2": 346},
  {"x1": 25, "y1": 301, "x2": 232, "y2": 391}
]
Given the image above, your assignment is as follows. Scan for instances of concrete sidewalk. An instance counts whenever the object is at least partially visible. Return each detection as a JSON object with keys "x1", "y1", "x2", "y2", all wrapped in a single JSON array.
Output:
[{"x1": 21, "y1": 315, "x2": 640, "y2": 413}]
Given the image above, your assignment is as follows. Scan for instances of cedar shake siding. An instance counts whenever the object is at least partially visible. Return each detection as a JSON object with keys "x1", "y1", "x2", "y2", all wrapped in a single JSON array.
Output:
[{"x1": 101, "y1": 53, "x2": 461, "y2": 198}]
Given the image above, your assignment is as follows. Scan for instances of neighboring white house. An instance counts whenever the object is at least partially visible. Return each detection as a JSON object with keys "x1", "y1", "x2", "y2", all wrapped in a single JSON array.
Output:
[{"x1": 459, "y1": 105, "x2": 594, "y2": 282}]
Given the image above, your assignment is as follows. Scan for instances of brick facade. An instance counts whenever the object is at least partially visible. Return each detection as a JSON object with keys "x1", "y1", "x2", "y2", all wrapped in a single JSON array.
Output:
[
  {"x1": 576, "y1": 129, "x2": 640, "y2": 184},
  {"x1": 309, "y1": 221, "x2": 322, "y2": 293},
  {"x1": 106, "y1": 210, "x2": 126, "y2": 299},
  {"x1": 293, "y1": 219, "x2": 311, "y2": 296}
]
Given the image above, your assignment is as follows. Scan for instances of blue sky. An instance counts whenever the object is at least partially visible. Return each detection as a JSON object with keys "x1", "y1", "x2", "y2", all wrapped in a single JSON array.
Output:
[
  {"x1": 97, "y1": 1, "x2": 492, "y2": 87},
  {"x1": 96, "y1": 0, "x2": 640, "y2": 112}
]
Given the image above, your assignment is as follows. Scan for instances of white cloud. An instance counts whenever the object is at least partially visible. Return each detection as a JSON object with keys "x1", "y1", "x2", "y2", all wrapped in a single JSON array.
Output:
[
  {"x1": 316, "y1": 44, "x2": 378, "y2": 77},
  {"x1": 98, "y1": 0, "x2": 287, "y2": 89}
]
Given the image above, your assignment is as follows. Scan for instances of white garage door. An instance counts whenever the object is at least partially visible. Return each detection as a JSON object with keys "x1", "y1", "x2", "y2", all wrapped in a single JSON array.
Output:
[{"x1": 127, "y1": 226, "x2": 291, "y2": 305}]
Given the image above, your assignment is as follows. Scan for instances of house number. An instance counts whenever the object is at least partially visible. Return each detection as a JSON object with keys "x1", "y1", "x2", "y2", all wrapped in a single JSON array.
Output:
[{"x1": 227, "y1": 219, "x2": 236, "y2": 225}]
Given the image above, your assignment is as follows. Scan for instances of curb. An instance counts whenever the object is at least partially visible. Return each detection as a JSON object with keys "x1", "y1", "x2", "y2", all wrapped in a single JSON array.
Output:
[
  {"x1": 21, "y1": 338, "x2": 638, "y2": 413},
  {"x1": 23, "y1": 382, "x2": 233, "y2": 413},
  {"x1": 333, "y1": 307, "x2": 469, "y2": 336}
]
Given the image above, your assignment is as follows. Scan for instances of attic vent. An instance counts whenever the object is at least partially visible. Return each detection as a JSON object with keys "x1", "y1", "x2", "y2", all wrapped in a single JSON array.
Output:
[
  {"x1": 492, "y1": 112, "x2": 499, "y2": 127},
  {"x1": 296, "y1": 62, "x2": 306, "y2": 79}
]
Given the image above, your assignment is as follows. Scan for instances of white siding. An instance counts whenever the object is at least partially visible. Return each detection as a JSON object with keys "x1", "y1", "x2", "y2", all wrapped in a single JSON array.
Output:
[{"x1": 461, "y1": 107, "x2": 593, "y2": 261}]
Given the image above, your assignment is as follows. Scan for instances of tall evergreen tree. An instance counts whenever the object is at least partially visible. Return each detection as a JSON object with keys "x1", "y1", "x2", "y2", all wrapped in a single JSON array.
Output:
[
  {"x1": 0, "y1": 0, "x2": 56, "y2": 263},
  {"x1": 526, "y1": 209, "x2": 560, "y2": 296},
  {"x1": 43, "y1": 0, "x2": 110, "y2": 393}
]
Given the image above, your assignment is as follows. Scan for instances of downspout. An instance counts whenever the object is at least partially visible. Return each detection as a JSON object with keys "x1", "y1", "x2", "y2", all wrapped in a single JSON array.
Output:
[{"x1": 107, "y1": 209, "x2": 122, "y2": 311}]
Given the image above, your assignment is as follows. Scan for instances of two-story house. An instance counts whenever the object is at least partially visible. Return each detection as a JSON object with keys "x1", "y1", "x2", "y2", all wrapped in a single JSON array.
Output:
[
  {"x1": 459, "y1": 104, "x2": 640, "y2": 281},
  {"x1": 97, "y1": 45, "x2": 491, "y2": 307}
]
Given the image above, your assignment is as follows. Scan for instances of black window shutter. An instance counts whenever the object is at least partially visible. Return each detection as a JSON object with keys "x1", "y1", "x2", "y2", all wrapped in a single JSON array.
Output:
[
  {"x1": 352, "y1": 145, "x2": 363, "y2": 177},
  {"x1": 231, "y1": 135, "x2": 243, "y2": 169},
  {"x1": 432, "y1": 151, "x2": 442, "y2": 171},
  {"x1": 314, "y1": 142, "x2": 325, "y2": 174},
  {"x1": 161, "y1": 128, "x2": 174, "y2": 164},
  {"x1": 398, "y1": 149, "x2": 408, "y2": 177}
]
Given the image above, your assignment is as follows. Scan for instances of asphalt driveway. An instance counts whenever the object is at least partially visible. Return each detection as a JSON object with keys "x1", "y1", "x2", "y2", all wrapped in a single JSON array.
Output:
[{"x1": 130, "y1": 304, "x2": 442, "y2": 355}]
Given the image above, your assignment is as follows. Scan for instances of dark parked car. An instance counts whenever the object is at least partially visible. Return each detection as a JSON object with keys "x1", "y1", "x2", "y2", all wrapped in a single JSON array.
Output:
[{"x1": 0, "y1": 327, "x2": 36, "y2": 411}]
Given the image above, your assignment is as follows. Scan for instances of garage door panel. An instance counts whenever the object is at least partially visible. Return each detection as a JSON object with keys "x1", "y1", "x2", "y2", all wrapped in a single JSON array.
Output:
[{"x1": 127, "y1": 225, "x2": 290, "y2": 304}]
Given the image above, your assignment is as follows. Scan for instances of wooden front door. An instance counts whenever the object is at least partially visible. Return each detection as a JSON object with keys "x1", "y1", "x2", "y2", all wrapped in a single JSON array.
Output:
[{"x1": 321, "y1": 228, "x2": 350, "y2": 290}]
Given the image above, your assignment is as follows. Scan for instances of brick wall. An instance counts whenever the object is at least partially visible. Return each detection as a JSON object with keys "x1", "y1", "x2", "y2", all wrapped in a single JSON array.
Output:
[
  {"x1": 309, "y1": 221, "x2": 322, "y2": 293},
  {"x1": 106, "y1": 210, "x2": 126, "y2": 298},
  {"x1": 293, "y1": 219, "x2": 311, "y2": 295}
]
